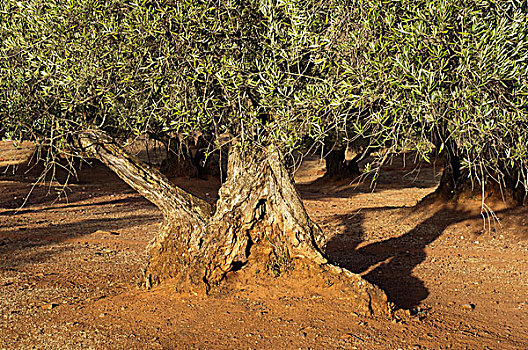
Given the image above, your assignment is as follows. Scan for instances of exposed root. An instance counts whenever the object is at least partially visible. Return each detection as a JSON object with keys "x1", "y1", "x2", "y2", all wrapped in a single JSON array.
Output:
[
  {"x1": 220, "y1": 257, "x2": 392, "y2": 317},
  {"x1": 291, "y1": 260, "x2": 392, "y2": 316}
]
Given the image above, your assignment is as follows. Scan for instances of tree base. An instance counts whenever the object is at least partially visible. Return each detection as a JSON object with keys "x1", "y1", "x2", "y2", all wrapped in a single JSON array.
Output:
[
  {"x1": 174, "y1": 257, "x2": 392, "y2": 317},
  {"x1": 142, "y1": 145, "x2": 391, "y2": 316},
  {"x1": 422, "y1": 168, "x2": 525, "y2": 208},
  {"x1": 77, "y1": 131, "x2": 391, "y2": 317},
  {"x1": 293, "y1": 260, "x2": 391, "y2": 316}
]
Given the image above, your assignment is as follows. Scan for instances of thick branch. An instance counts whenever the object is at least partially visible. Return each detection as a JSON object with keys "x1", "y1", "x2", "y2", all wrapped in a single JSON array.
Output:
[{"x1": 76, "y1": 129, "x2": 213, "y2": 219}]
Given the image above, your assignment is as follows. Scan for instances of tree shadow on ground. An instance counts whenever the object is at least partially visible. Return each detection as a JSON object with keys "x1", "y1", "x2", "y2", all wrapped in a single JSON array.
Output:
[
  {"x1": 0, "y1": 214, "x2": 159, "y2": 269},
  {"x1": 0, "y1": 159, "x2": 222, "y2": 271},
  {"x1": 0, "y1": 184, "x2": 161, "y2": 269},
  {"x1": 0, "y1": 197, "x2": 140, "y2": 216},
  {"x1": 325, "y1": 205, "x2": 472, "y2": 309}
]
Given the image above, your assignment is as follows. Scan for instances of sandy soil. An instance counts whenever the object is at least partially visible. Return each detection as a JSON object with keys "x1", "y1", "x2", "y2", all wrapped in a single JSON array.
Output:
[{"x1": 1, "y1": 144, "x2": 527, "y2": 349}]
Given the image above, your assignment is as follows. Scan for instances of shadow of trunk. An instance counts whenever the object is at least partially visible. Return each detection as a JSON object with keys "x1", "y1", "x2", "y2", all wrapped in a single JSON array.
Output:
[{"x1": 326, "y1": 206, "x2": 471, "y2": 309}]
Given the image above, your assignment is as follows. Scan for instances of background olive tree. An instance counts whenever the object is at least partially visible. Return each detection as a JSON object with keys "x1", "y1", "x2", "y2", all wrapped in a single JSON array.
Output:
[{"x1": 338, "y1": 0, "x2": 528, "y2": 205}]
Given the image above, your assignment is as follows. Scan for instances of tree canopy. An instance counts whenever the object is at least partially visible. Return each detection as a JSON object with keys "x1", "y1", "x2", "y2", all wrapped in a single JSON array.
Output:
[
  {"x1": 338, "y1": 0, "x2": 528, "y2": 199},
  {"x1": 1, "y1": 0, "x2": 528, "y2": 200},
  {"x1": 1, "y1": 0, "x2": 354, "y2": 161}
]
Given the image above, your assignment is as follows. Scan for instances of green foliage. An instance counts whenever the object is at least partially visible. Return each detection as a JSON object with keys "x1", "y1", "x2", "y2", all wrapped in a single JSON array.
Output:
[
  {"x1": 2, "y1": 0, "x2": 527, "y2": 198},
  {"x1": 0, "y1": 0, "x2": 350, "y2": 158},
  {"x1": 341, "y1": 0, "x2": 528, "y2": 194}
]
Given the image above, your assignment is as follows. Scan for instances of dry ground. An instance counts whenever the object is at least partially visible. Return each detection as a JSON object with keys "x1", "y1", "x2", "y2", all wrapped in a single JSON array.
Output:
[{"x1": 1, "y1": 143, "x2": 527, "y2": 349}]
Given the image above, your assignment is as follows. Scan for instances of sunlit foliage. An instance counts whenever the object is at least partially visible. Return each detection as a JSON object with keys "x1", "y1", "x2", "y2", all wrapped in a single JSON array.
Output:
[
  {"x1": 340, "y1": 0, "x2": 528, "y2": 195},
  {"x1": 1, "y1": 0, "x2": 351, "y2": 161}
]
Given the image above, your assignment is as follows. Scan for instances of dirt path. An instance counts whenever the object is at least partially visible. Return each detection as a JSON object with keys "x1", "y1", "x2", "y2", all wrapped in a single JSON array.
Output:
[{"x1": 1, "y1": 149, "x2": 527, "y2": 349}]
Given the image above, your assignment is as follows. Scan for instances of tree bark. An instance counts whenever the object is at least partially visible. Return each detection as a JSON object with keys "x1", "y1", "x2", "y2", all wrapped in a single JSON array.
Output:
[
  {"x1": 77, "y1": 130, "x2": 212, "y2": 218},
  {"x1": 77, "y1": 129, "x2": 391, "y2": 316}
]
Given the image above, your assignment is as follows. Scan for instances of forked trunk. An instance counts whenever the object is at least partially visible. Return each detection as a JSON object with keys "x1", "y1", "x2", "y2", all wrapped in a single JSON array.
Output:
[
  {"x1": 77, "y1": 130, "x2": 391, "y2": 316},
  {"x1": 150, "y1": 145, "x2": 328, "y2": 288}
]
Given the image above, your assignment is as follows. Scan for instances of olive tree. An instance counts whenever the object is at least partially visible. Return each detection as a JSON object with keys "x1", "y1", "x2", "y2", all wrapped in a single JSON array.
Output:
[
  {"x1": 339, "y1": 0, "x2": 528, "y2": 205},
  {"x1": 0, "y1": 1, "x2": 390, "y2": 315}
]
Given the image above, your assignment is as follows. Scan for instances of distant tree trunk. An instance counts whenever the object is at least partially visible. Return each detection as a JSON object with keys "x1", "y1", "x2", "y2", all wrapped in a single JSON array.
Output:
[
  {"x1": 327, "y1": 149, "x2": 360, "y2": 178},
  {"x1": 159, "y1": 139, "x2": 204, "y2": 179},
  {"x1": 159, "y1": 139, "x2": 229, "y2": 181},
  {"x1": 429, "y1": 152, "x2": 525, "y2": 206},
  {"x1": 160, "y1": 151, "x2": 201, "y2": 178},
  {"x1": 77, "y1": 129, "x2": 391, "y2": 316},
  {"x1": 314, "y1": 149, "x2": 360, "y2": 183},
  {"x1": 432, "y1": 153, "x2": 461, "y2": 201},
  {"x1": 198, "y1": 148, "x2": 229, "y2": 181}
]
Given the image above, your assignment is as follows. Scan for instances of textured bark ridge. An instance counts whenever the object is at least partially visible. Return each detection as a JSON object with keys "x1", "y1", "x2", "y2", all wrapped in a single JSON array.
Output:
[
  {"x1": 76, "y1": 130, "x2": 213, "y2": 219},
  {"x1": 77, "y1": 130, "x2": 391, "y2": 316}
]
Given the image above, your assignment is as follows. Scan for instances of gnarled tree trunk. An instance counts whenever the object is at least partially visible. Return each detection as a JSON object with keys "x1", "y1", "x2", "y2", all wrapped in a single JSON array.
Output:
[{"x1": 77, "y1": 129, "x2": 391, "y2": 316}]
